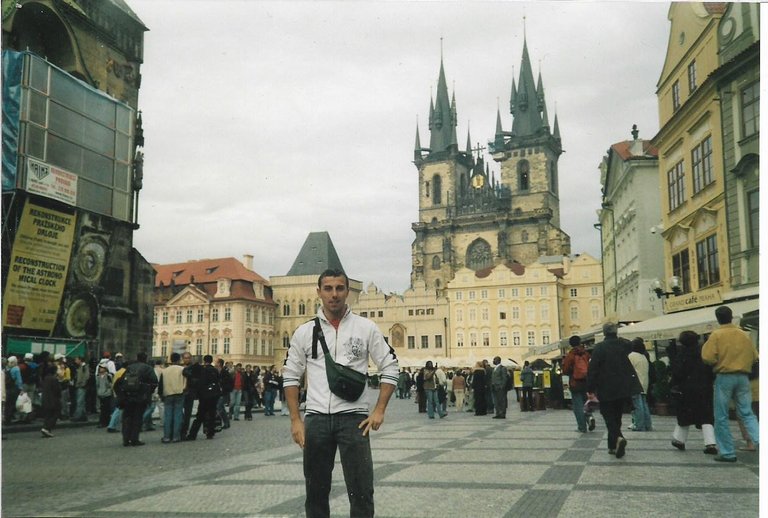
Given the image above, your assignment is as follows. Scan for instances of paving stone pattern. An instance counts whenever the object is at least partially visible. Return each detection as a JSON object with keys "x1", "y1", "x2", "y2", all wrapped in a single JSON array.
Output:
[{"x1": 1, "y1": 394, "x2": 759, "y2": 517}]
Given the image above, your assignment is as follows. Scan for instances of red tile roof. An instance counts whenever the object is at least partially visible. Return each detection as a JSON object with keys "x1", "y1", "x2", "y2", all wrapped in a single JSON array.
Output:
[
  {"x1": 153, "y1": 258, "x2": 268, "y2": 287},
  {"x1": 475, "y1": 261, "x2": 526, "y2": 279},
  {"x1": 610, "y1": 140, "x2": 658, "y2": 161},
  {"x1": 703, "y1": 3, "x2": 728, "y2": 15}
]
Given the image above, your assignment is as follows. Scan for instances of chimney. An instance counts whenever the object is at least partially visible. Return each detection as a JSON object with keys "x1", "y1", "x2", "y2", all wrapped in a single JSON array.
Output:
[{"x1": 243, "y1": 254, "x2": 254, "y2": 270}]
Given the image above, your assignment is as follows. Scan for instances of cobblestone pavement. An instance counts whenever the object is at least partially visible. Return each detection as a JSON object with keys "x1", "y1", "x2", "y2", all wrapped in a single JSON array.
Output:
[{"x1": 1, "y1": 394, "x2": 760, "y2": 517}]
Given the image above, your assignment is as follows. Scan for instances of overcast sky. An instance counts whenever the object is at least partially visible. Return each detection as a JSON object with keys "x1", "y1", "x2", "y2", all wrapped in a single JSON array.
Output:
[{"x1": 130, "y1": 0, "x2": 672, "y2": 294}]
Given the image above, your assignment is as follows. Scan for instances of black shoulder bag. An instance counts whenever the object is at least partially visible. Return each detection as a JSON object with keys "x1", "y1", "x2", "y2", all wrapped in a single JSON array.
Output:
[{"x1": 312, "y1": 317, "x2": 367, "y2": 402}]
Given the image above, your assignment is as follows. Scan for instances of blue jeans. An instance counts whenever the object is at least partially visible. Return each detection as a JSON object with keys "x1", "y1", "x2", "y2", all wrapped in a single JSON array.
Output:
[
  {"x1": 163, "y1": 394, "x2": 184, "y2": 441},
  {"x1": 263, "y1": 389, "x2": 276, "y2": 415},
  {"x1": 216, "y1": 395, "x2": 230, "y2": 427},
  {"x1": 631, "y1": 393, "x2": 652, "y2": 431},
  {"x1": 229, "y1": 390, "x2": 242, "y2": 420},
  {"x1": 143, "y1": 401, "x2": 156, "y2": 429},
  {"x1": 714, "y1": 373, "x2": 759, "y2": 458},
  {"x1": 425, "y1": 389, "x2": 444, "y2": 418},
  {"x1": 73, "y1": 388, "x2": 87, "y2": 419},
  {"x1": 304, "y1": 414, "x2": 373, "y2": 518},
  {"x1": 108, "y1": 407, "x2": 122, "y2": 429},
  {"x1": 571, "y1": 390, "x2": 587, "y2": 431}
]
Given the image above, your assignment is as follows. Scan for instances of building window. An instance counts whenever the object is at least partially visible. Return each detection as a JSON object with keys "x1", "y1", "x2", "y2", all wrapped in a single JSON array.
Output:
[
  {"x1": 435, "y1": 335, "x2": 443, "y2": 349},
  {"x1": 185, "y1": 309, "x2": 192, "y2": 323},
  {"x1": 498, "y1": 289, "x2": 506, "y2": 298},
  {"x1": 687, "y1": 60, "x2": 697, "y2": 93},
  {"x1": 542, "y1": 330, "x2": 550, "y2": 345},
  {"x1": 223, "y1": 337, "x2": 230, "y2": 354},
  {"x1": 469, "y1": 291, "x2": 476, "y2": 300},
  {"x1": 541, "y1": 304, "x2": 549, "y2": 321},
  {"x1": 527, "y1": 331, "x2": 536, "y2": 346},
  {"x1": 481, "y1": 307, "x2": 489, "y2": 321},
  {"x1": 512, "y1": 306, "x2": 520, "y2": 320},
  {"x1": 470, "y1": 333, "x2": 478, "y2": 347},
  {"x1": 526, "y1": 304, "x2": 535, "y2": 321},
  {"x1": 742, "y1": 81, "x2": 759, "y2": 138},
  {"x1": 283, "y1": 303, "x2": 290, "y2": 316},
  {"x1": 457, "y1": 333, "x2": 464, "y2": 347},
  {"x1": 153, "y1": 311, "x2": 157, "y2": 326},
  {"x1": 283, "y1": 335, "x2": 290, "y2": 348},
  {"x1": 162, "y1": 311, "x2": 168, "y2": 325},
  {"x1": 211, "y1": 338, "x2": 218, "y2": 355},
  {"x1": 500, "y1": 331, "x2": 508, "y2": 346},
  {"x1": 480, "y1": 290, "x2": 488, "y2": 299},
  {"x1": 469, "y1": 309, "x2": 476, "y2": 321},
  {"x1": 456, "y1": 291, "x2": 463, "y2": 301},
  {"x1": 570, "y1": 306, "x2": 579, "y2": 321},
  {"x1": 482, "y1": 333, "x2": 490, "y2": 347},
  {"x1": 360, "y1": 311, "x2": 368, "y2": 318},
  {"x1": 540, "y1": 286, "x2": 548, "y2": 296},
  {"x1": 421, "y1": 336, "x2": 429, "y2": 349},
  {"x1": 672, "y1": 80, "x2": 681, "y2": 111},
  {"x1": 432, "y1": 174, "x2": 442, "y2": 205},
  {"x1": 696, "y1": 234, "x2": 720, "y2": 288},
  {"x1": 407, "y1": 336, "x2": 415, "y2": 349},
  {"x1": 672, "y1": 249, "x2": 691, "y2": 294},
  {"x1": 511, "y1": 288, "x2": 519, "y2": 297},
  {"x1": 518, "y1": 160, "x2": 530, "y2": 190},
  {"x1": 592, "y1": 304, "x2": 600, "y2": 322},
  {"x1": 667, "y1": 160, "x2": 686, "y2": 211},
  {"x1": 212, "y1": 308, "x2": 219, "y2": 322},
  {"x1": 299, "y1": 302, "x2": 306, "y2": 315},
  {"x1": 161, "y1": 341, "x2": 167, "y2": 359},
  {"x1": 499, "y1": 312, "x2": 506, "y2": 320},
  {"x1": 748, "y1": 190, "x2": 759, "y2": 248},
  {"x1": 456, "y1": 309, "x2": 463, "y2": 322},
  {"x1": 245, "y1": 337, "x2": 251, "y2": 355},
  {"x1": 512, "y1": 331, "x2": 521, "y2": 346},
  {"x1": 569, "y1": 288, "x2": 578, "y2": 297},
  {"x1": 379, "y1": 311, "x2": 384, "y2": 317},
  {"x1": 175, "y1": 311, "x2": 182, "y2": 324},
  {"x1": 196, "y1": 338, "x2": 203, "y2": 356},
  {"x1": 525, "y1": 287, "x2": 533, "y2": 297},
  {"x1": 591, "y1": 286, "x2": 599, "y2": 296},
  {"x1": 692, "y1": 136, "x2": 713, "y2": 194}
]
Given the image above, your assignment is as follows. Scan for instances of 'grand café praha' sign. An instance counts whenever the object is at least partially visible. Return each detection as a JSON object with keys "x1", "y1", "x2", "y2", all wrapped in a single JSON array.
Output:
[{"x1": 664, "y1": 288, "x2": 723, "y2": 314}]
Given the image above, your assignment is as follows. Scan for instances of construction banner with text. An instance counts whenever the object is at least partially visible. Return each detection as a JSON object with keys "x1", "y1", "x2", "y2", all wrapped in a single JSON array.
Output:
[{"x1": 2, "y1": 200, "x2": 76, "y2": 332}]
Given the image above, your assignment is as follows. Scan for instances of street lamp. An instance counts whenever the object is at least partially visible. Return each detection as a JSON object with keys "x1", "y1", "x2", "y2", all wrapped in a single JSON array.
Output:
[{"x1": 653, "y1": 277, "x2": 682, "y2": 299}]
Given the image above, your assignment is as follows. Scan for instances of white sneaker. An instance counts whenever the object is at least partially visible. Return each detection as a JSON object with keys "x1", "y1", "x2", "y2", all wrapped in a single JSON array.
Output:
[{"x1": 41, "y1": 428, "x2": 53, "y2": 438}]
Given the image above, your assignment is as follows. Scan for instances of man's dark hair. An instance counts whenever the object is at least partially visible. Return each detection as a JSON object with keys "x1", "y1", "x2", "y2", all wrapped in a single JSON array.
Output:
[
  {"x1": 603, "y1": 322, "x2": 618, "y2": 337},
  {"x1": 569, "y1": 335, "x2": 582, "y2": 347},
  {"x1": 217, "y1": 358, "x2": 225, "y2": 367},
  {"x1": 317, "y1": 268, "x2": 349, "y2": 289},
  {"x1": 137, "y1": 352, "x2": 148, "y2": 363},
  {"x1": 170, "y1": 352, "x2": 181, "y2": 363},
  {"x1": 678, "y1": 330, "x2": 699, "y2": 348},
  {"x1": 715, "y1": 305, "x2": 733, "y2": 325},
  {"x1": 203, "y1": 354, "x2": 213, "y2": 364}
]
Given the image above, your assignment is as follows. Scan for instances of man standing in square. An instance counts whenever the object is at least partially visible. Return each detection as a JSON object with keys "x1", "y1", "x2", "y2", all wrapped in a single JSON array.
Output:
[
  {"x1": 283, "y1": 269, "x2": 399, "y2": 518},
  {"x1": 702, "y1": 305, "x2": 759, "y2": 462}
]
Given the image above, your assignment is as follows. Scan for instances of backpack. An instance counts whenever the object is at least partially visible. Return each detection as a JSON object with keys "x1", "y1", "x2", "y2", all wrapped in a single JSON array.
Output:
[
  {"x1": 572, "y1": 353, "x2": 589, "y2": 381},
  {"x1": 116, "y1": 369, "x2": 143, "y2": 402},
  {"x1": 220, "y1": 370, "x2": 234, "y2": 393}
]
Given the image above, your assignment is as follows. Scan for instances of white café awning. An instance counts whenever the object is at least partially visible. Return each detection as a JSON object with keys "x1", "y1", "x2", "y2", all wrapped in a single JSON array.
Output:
[{"x1": 617, "y1": 298, "x2": 759, "y2": 341}]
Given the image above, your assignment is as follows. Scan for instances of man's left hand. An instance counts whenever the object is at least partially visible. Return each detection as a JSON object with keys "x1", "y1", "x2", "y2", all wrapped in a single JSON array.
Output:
[{"x1": 359, "y1": 409, "x2": 385, "y2": 436}]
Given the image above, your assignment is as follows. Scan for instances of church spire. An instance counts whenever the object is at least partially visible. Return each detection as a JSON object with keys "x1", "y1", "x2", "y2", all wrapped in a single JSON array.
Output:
[
  {"x1": 510, "y1": 35, "x2": 544, "y2": 137},
  {"x1": 553, "y1": 112, "x2": 561, "y2": 142},
  {"x1": 428, "y1": 56, "x2": 459, "y2": 156},
  {"x1": 414, "y1": 123, "x2": 422, "y2": 162}
]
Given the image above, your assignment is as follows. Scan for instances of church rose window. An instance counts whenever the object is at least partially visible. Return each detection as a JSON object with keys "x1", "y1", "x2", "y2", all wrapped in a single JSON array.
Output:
[{"x1": 466, "y1": 239, "x2": 492, "y2": 271}]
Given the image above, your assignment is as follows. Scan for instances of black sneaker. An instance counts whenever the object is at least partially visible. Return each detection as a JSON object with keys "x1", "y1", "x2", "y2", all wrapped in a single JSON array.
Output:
[
  {"x1": 616, "y1": 437, "x2": 627, "y2": 458},
  {"x1": 671, "y1": 440, "x2": 686, "y2": 451}
]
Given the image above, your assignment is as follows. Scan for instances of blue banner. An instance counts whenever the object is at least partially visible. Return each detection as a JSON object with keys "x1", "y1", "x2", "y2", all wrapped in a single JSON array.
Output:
[{"x1": 2, "y1": 49, "x2": 23, "y2": 192}]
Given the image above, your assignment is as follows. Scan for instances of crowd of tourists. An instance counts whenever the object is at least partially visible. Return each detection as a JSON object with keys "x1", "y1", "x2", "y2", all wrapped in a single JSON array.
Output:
[{"x1": 2, "y1": 350, "x2": 293, "y2": 445}]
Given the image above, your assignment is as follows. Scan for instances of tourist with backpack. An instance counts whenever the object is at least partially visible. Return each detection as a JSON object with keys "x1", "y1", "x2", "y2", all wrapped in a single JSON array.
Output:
[
  {"x1": 114, "y1": 352, "x2": 157, "y2": 446},
  {"x1": 562, "y1": 335, "x2": 595, "y2": 433}
]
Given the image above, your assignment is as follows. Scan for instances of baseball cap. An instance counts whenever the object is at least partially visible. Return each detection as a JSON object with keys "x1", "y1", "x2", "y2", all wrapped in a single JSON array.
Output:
[{"x1": 24, "y1": 352, "x2": 33, "y2": 360}]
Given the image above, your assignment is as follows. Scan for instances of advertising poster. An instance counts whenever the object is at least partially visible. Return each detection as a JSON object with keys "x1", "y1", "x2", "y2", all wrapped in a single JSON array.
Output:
[{"x1": 2, "y1": 200, "x2": 76, "y2": 332}]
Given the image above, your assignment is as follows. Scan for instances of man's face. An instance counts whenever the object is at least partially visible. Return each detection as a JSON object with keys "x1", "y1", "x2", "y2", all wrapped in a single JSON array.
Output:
[
  {"x1": 317, "y1": 275, "x2": 349, "y2": 318},
  {"x1": 182, "y1": 353, "x2": 192, "y2": 365}
]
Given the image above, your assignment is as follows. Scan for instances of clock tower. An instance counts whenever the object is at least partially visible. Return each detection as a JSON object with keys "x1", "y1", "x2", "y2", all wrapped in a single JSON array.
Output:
[{"x1": 411, "y1": 38, "x2": 570, "y2": 292}]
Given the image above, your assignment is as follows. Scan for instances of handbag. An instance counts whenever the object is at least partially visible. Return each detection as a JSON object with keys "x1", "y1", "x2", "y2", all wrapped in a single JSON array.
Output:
[
  {"x1": 313, "y1": 318, "x2": 367, "y2": 402},
  {"x1": 16, "y1": 392, "x2": 32, "y2": 413}
]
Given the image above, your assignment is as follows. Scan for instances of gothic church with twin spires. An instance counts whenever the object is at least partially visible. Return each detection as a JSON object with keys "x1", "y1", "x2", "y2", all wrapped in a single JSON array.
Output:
[{"x1": 412, "y1": 38, "x2": 571, "y2": 292}]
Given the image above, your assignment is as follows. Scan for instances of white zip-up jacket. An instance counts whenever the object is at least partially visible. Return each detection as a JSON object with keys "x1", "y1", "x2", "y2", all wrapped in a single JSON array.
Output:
[{"x1": 283, "y1": 306, "x2": 399, "y2": 415}]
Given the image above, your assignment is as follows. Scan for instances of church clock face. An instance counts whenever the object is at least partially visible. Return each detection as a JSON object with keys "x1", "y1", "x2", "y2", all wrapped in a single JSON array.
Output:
[{"x1": 471, "y1": 174, "x2": 485, "y2": 189}]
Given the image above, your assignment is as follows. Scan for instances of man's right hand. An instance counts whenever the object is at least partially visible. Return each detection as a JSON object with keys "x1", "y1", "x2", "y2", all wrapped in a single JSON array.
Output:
[{"x1": 290, "y1": 417, "x2": 305, "y2": 449}]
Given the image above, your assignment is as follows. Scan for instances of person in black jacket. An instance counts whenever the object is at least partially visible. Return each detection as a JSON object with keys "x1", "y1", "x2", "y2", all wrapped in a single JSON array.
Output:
[
  {"x1": 216, "y1": 359, "x2": 233, "y2": 428},
  {"x1": 118, "y1": 352, "x2": 158, "y2": 447},
  {"x1": 587, "y1": 323, "x2": 642, "y2": 459},
  {"x1": 180, "y1": 352, "x2": 201, "y2": 440},
  {"x1": 669, "y1": 331, "x2": 717, "y2": 454},
  {"x1": 187, "y1": 355, "x2": 221, "y2": 440}
]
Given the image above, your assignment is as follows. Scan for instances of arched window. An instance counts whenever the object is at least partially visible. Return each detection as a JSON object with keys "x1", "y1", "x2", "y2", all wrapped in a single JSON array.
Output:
[
  {"x1": 432, "y1": 174, "x2": 442, "y2": 205},
  {"x1": 549, "y1": 160, "x2": 558, "y2": 193},
  {"x1": 432, "y1": 255, "x2": 441, "y2": 270},
  {"x1": 466, "y1": 238, "x2": 493, "y2": 271},
  {"x1": 518, "y1": 160, "x2": 530, "y2": 191}
]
